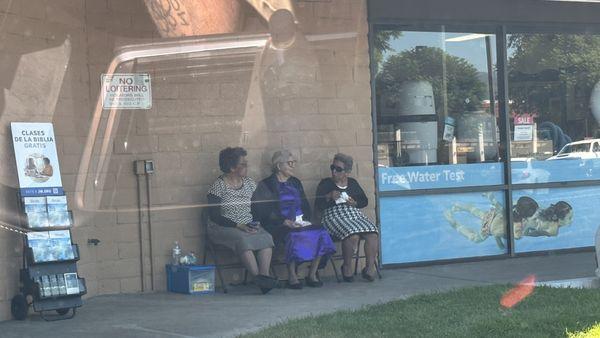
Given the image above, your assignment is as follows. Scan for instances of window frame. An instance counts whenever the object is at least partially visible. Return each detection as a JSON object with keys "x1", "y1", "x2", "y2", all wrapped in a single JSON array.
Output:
[{"x1": 369, "y1": 21, "x2": 600, "y2": 267}]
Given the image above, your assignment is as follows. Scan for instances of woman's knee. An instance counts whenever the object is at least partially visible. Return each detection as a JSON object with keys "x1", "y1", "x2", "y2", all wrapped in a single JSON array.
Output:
[
  {"x1": 259, "y1": 247, "x2": 273, "y2": 254},
  {"x1": 344, "y1": 234, "x2": 360, "y2": 245},
  {"x1": 364, "y1": 232, "x2": 378, "y2": 241}
]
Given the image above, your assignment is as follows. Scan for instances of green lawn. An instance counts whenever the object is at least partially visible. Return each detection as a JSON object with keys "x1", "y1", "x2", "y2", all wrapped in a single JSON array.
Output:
[{"x1": 243, "y1": 285, "x2": 600, "y2": 338}]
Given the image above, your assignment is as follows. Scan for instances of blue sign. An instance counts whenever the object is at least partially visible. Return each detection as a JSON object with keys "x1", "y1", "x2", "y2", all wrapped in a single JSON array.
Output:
[
  {"x1": 511, "y1": 158, "x2": 600, "y2": 184},
  {"x1": 513, "y1": 186, "x2": 600, "y2": 253},
  {"x1": 380, "y1": 186, "x2": 600, "y2": 264},
  {"x1": 380, "y1": 191, "x2": 507, "y2": 264},
  {"x1": 20, "y1": 187, "x2": 64, "y2": 197},
  {"x1": 378, "y1": 163, "x2": 504, "y2": 191}
]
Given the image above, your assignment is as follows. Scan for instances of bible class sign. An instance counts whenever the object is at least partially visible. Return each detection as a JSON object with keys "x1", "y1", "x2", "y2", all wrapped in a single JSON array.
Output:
[{"x1": 11, "y1": 122, "x2": 64, "y2": 196}]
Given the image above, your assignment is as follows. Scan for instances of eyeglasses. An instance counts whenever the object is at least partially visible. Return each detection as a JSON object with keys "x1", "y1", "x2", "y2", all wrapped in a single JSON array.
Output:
[
  {"x1": 330, "y1": 164, "x2": 345, "y2": 173},
  {"x1": 286, "y1": 160, "x2": 296, "y2": 167}
]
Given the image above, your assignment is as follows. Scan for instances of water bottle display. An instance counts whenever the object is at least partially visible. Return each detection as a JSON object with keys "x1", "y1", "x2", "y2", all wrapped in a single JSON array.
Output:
[
  {"x1": 179, "y1": 251, "x2": 198, "y2": 265},
  {"x1": 172, "y1": 241, "x2": 181, "y2": 266}
]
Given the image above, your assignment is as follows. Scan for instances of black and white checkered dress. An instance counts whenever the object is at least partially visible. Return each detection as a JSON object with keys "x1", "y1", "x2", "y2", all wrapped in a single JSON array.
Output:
[
  {"x1": 316, "y1": 177, "x2": 378, "y2": 240},
  {"x1": 321, "y1": 204, "x2": 378, "y2": 240},
  {"x1": 206, "y1": 176, "x2": 274, "y2": 254},
  {"x1": 208, "y1": 176, "x2": 256, "y2": 225}
]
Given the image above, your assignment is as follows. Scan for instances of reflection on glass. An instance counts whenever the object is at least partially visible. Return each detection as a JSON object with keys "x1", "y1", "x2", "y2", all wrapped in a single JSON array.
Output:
[
  {"x1": 375, "y1": 29, "x2": 499, "y2": 168},
  {"x1": 508, "y1": 33, "x2": 600, "y2": 183}
]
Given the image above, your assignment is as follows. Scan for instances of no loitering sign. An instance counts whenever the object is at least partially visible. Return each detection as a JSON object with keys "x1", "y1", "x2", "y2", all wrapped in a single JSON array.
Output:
[{"x1": 101, "y1": 73, "x2": 152, "y2": 109}]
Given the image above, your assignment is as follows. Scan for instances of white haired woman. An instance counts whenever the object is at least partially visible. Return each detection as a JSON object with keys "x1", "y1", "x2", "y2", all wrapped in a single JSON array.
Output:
[{"x1": 252, "y1": 150, "x2": 336, "y2": 289}]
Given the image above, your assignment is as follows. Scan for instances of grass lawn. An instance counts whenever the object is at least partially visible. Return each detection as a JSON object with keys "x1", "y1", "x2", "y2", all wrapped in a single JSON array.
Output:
[{"x1": 243, "y1": 285, "x2": 600, "y2": 338}]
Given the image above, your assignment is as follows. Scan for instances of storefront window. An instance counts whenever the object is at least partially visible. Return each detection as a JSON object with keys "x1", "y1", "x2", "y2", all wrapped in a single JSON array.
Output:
[
  {"x1": 375, "y1": 28, "x2": 503, "y2": 191},
  {"x1": 374, "y1": 27, "x2": 508, "y2": 264},
  {"x1": 508, "y1": 33, "x2": 600, "y2": 184}
]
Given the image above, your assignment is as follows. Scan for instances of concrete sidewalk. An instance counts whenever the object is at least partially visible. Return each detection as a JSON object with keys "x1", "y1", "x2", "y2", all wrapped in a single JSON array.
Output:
[{"x1": 2, "y1": 251, "x2": 596, "y2": 338}]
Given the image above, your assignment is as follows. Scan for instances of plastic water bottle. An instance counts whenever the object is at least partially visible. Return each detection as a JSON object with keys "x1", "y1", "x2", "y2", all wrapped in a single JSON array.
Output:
[
  {"x1": 172, "y1": 241, "x2": 181, "y2": 266},
  {"x1": 188, "y1": 252, "x2": 197, "y2": 265}
]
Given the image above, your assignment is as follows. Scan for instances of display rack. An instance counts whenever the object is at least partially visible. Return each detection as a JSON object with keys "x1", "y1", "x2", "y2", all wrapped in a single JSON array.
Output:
[{"x1": 11, "y1": 194, "x2": 86, "y2": 321}]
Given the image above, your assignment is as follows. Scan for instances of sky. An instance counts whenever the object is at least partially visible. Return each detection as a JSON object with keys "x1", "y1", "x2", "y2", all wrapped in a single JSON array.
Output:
[{"x1": 382, "y1": 31, "x2": 508, "y2": 72}]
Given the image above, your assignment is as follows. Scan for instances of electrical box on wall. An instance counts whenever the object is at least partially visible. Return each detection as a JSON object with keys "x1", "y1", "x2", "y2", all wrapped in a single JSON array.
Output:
[
  {"x1": 134, "y1": 160, "x2": 155, "y2": 175},
  {"x1": 144, "y1": 160, "x2": 155, "y2": 174}
]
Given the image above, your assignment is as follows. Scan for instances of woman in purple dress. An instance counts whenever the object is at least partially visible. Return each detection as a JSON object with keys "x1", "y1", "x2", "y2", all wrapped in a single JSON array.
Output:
[{"x1": 252, "y1": 150, "x2": 336, "y2": 289}]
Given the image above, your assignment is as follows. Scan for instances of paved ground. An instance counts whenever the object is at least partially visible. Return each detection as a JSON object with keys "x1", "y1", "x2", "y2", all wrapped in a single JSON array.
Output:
[{"x1": 1, "y1": 251, "x2": 596, "y2": 338}]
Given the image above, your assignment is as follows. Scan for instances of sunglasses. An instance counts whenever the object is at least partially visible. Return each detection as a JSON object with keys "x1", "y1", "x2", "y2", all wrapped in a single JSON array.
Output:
[{"x1": 330, "y1": 164, "x2": 345, "y2": 173}]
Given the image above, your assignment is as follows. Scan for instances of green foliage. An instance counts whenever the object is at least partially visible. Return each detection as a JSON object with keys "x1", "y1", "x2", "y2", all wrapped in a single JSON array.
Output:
[
  {"x1": 242, "y1": 285, "x2": 600, "y2": 338},
  {"x1": 372, "y1": 30, "x2": 402, "y2": 72},
  {"x1": 377, "y1": 46, "x2": 486, "y2": 114},
  {"x1": 509, "y1": 34, "x2": 600, "y2": 90},
  {"x1": 508, "y1": 33, "x2": 600, "y2": 115}
]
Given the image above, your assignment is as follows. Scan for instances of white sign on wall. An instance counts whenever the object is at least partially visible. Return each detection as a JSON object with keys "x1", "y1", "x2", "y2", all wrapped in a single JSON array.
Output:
[
  {"x1": 11, "y1": 122, "x2": 64, "y2": 196},
  {"x1": 514, "y1": 124, "x2": 534, "y2": 141},
  {"x1": 442, "y1": 116, "x2": 456, "y2": 142},
  {"x1": 101, "y1": 73, "x2": 152, "y2": 109}
]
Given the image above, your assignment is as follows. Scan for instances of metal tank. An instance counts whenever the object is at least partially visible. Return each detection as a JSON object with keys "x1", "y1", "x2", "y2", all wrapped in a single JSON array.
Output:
[{"x1": 395, "y1": 81, "x2": 438, "y2": 165}]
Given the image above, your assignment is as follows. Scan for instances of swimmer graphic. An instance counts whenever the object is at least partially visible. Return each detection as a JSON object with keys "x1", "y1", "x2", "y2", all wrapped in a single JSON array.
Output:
[{"x1": 444, "y1": 193, "x2": 573, "y2": 249}]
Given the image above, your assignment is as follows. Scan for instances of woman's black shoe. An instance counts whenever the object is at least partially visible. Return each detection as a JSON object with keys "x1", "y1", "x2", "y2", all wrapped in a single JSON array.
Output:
[
  {"x1": 288, "y1": 281, "x2": 303, "y2": 289},
  {"x1": 306, "y1": 278, "x2": 323, "y2": 288},
  {"x1": 256, "y1": 275, "x2": 278, "y2": 294},
  {"x1": 342, "y1": 265, "x2": 354, "y2": 283},
  {"x1": 361, "y1": 267, "x2": 375, "y2": 282}
]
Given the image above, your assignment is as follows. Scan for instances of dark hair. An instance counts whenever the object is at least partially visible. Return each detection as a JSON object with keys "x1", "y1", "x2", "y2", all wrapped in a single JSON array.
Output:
[
  {"x1": 539, "y1": 201, "x2": 572, "y2": 222},
  {"x1": 218, "y1": 147, "x2": 247, "y2": 173},
  {"x1": 43, "y1": 157, "x2": 50, "y2": 165},
  {"x1": 513, "y1": 196, "x2": 538, "y2": 222}
]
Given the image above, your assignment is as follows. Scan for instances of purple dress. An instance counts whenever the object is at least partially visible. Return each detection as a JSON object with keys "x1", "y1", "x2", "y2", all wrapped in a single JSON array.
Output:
[{"x1": 278, "y1": 181, "x2": 336, "y2": 266}]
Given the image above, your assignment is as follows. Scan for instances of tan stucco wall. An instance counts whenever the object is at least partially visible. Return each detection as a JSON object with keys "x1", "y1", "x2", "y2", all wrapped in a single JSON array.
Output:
[{"x1": 0, "y1": 0, "x2": 373, "y2": 320}]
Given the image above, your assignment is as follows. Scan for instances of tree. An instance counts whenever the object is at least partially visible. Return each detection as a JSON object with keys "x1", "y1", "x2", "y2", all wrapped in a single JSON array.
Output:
[
  {"x1": 508, "y1": 33, "x2": 600, "y2": 137},
  {"x1": 509, "y1": 34, "x2": 600, "y2": 91},
  {"x1": 372, "y1": 30, "x2": 402, "y2": 72},
  {"x1": 376, "y1": 46, "x2": 486, "y2": 114}
]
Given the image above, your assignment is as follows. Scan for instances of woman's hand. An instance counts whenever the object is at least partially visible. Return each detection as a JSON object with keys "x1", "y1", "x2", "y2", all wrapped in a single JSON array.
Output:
[
  {"x1": 237, "y1": 223, "x2": 257, "y2": 233},
  {"x1": 283, "y1": 219, "x2": 297, "y2": 228},
  {"x1": 328, "y1": 190, "x2": 341, "y2": 201},
  {"x1": 346, "y1": 196, "x2": 357, "y2": 207}
]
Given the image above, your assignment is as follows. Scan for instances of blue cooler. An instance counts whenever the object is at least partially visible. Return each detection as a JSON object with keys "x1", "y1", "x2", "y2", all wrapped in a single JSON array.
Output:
[{"x1": 166, "y1": 264, "x2": 215, "y2": 294}]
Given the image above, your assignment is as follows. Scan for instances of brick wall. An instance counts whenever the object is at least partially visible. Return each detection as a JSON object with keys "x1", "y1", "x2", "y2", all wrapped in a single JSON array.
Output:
[{"x1": 0, "y1": 0, "x2": 373, "y2": 320}]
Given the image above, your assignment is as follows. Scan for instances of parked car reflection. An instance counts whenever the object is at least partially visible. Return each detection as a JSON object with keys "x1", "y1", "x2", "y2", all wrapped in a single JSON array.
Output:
[{"x1": 547, "y1": 139, "x2": 600, "y2": 161}]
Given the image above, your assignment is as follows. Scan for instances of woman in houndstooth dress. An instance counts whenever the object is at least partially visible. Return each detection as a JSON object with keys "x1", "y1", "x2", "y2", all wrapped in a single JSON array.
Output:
[
  {"x1": 315, "y1": 153, "x2": 379, "y2": 282},
  {"x1": 206, "y1": 147, "x2": 276, "y2": 294}
]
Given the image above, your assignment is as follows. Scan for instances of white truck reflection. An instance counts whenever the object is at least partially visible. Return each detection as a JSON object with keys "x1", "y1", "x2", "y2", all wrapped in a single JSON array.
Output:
[{"x1": 547, "y1": 139, "x2": 600, "y2": 161}]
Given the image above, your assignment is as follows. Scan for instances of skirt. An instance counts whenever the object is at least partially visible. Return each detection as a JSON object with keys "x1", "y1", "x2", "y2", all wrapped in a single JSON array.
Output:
[
  {"x1": 207, "y1": 223, "x2": 274, "y2": 255},
  {"x1": 321, "y1": 204, "x2": 379, "y2": 240},
  {"x1": 281, "y1": 226, "x2": 336, "y2": 267}
]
